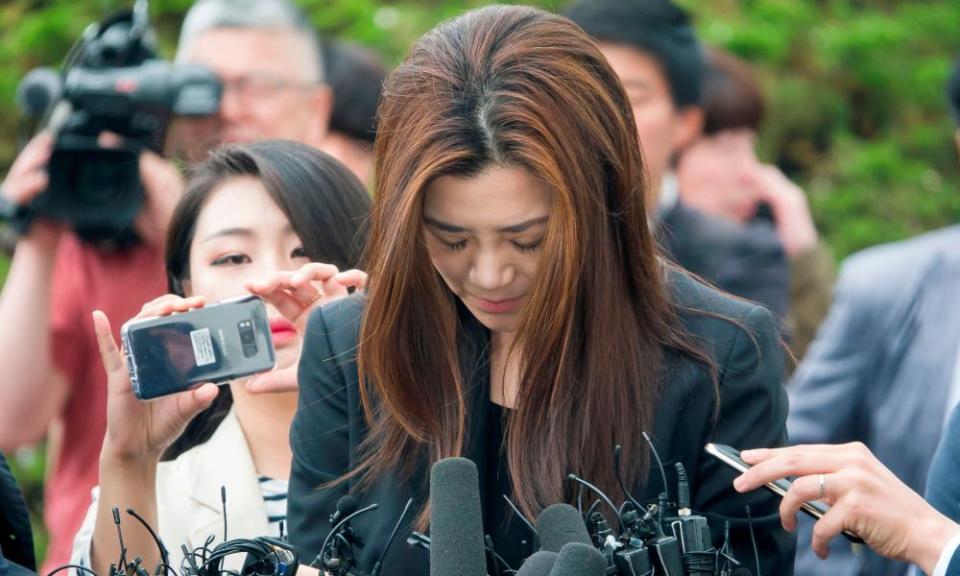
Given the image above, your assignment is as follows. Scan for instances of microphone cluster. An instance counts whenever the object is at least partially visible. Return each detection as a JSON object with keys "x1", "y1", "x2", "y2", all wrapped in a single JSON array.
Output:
[
  {"x1": 46, "y1": 488, "x2": 300, "y2": 576},
  {"x1": 48, "y1": 439, "x2": 757, "y2": 576},
  {"x1": 425, "y1": 436, "x2": 756, "y2": 576}
]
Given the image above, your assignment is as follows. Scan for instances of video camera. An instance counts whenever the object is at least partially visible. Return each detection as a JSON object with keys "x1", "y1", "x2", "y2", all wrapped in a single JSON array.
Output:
[{"x1": 11, "y1": 0, "x2": 222, "y2": 242}]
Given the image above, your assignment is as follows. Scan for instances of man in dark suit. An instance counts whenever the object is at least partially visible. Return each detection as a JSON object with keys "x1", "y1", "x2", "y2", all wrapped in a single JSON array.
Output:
[
  {"x1": 563, "y1": 0, "x2": 790, "y2": 319},
  {"x1": 0, "y1": 452, "x2": 35, "y2": 576},
  {"x1": 786, "y1": 58, "x2": 960, "y2": 576}
]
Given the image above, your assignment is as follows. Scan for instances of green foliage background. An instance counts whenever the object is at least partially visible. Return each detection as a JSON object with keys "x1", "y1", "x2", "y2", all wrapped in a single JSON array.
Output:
[{"x1": 1, "y1": 0, "x2": 959, "y2": 565}]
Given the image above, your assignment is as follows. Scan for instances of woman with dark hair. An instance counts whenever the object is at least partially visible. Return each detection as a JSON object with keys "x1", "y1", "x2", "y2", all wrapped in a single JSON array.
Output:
[
  {"x1": 288, "y1": 6, "x2": 793, "y2": 575},
  {"x1": 69, "y1": 140, "x2": 371, "y2": 575}
]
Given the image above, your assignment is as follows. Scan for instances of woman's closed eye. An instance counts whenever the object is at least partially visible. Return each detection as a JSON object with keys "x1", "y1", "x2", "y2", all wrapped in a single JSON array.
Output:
[
  {"x1": 211, "y1": 253, "x2": 251, "y2": 266},
  {"x1": 442, "y1": 238, "x2": 468, "y2": 251},
  {"x1": 512, "y1": 238, "x2": 543, "y2": 252}
]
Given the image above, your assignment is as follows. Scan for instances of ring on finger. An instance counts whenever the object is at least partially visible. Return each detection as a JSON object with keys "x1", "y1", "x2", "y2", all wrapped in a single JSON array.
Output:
[{"x1": 818, "y1": 473, "x2": 826, "y2": 500}]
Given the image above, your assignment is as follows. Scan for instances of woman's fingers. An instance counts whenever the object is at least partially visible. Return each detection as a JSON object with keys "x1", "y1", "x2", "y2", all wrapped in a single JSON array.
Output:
[
  {"x1": 810, "y1": 503, "x2": 848, "y2": 560},
  {"x1": 173, "y1": 383, "x2": 220, "y2": 423},
  {"x1": 292, "y1": 263, "x2": 344, "y2": 304},
  {"x1": 291, "y1": 263, "x2": 340, "y2": 285},
  {"x1": 247, "y1": 271, "x2": 296, "y2": 295},
  {"x1": 251, "y1": 286, "x2": 305, "y2": 321},
  {"x1": 776, "y1": 473, "x2": 839, "y2": 532},
  {"x1": 735, "y1": 446, "x2": 864, "y2": 493},
  {"x1": 245, "y1": 367, "x2": 298, "y2": 394},
  {"x1": 247, "y1": 271, "x2": 319, "y2": 312},
  {"x1": 93, "y1": 311, "x2": 125, "y2": 379},
  {"x1": 334, "y1": 269, "x2": 368, "y2": 292},
  {"x1": 287, "y1": 278, "x2": 322, "y2": 306},
  {"x1": 741, "y1": 443, "x2": 848, "y2": 464},
  {"x1": 138, "y1": 294, "x2": 204, "y2": 320}
]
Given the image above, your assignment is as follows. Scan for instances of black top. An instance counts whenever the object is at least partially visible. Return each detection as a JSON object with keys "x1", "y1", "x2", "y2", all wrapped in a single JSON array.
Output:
[
  {"x1": 0, "y1": 452, "x2": 36, "y2": 576},
  {"x1": 483, "y1": 403, "x2": 536, "y2": 572},
  {"x1": 287, "y1": 269, "x2": 795, "y2": 575}
]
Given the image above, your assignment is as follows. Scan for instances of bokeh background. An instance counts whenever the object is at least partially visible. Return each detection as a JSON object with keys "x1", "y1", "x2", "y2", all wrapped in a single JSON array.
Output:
[{"x1": 2, "y1": 0, "x2": 960, "y2": 563}]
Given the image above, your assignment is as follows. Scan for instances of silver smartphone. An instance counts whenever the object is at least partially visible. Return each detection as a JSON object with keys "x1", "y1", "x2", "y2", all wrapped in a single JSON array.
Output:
[
  {"x1": 704, "y1": 443, "x2": 863, "y2": 543},
  {"x1": 120, "y1": 295, "x2": 276, "y2": 400}
]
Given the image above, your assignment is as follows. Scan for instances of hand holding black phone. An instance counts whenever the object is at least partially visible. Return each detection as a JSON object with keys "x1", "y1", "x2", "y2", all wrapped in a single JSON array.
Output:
[
  {"x1": 705, "y1": 443, "x2": 864, "y2": 543},
  {"x1": 120, "y1": 295, "x2": 276, "y2": 400}
]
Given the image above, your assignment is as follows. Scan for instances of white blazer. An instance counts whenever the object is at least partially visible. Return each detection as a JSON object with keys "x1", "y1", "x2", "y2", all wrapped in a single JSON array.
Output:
[{"x1": 71, "y1": 410, "x2": 273, "y2": 572}]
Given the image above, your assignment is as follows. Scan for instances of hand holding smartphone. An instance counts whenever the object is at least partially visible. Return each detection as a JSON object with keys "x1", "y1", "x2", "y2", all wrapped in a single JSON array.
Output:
[
  {"x1": 120, "y1": 295, "x2": 276, "y2": 400},
  {"x1": 705, "y1": 443, "x2": 864, "y2": 543}
]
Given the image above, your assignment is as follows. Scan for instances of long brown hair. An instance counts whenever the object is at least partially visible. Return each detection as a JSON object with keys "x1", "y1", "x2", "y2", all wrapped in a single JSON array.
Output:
[{"x1": 354, "y1": 5, "x2": 714, "y2": 526}]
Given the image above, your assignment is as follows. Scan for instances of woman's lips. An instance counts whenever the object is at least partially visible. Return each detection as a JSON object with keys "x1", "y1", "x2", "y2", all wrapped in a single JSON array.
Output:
[
  {"x1": 471, "y1": 296, "x2": 523, "y2": 314},
  {"x1": 269, "y1": 317, "x2": 298, "y2": 346}
]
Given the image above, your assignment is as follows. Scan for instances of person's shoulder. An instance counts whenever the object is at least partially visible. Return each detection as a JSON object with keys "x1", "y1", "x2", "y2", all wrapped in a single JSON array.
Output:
[
  {"x1": 843, "y1": 225, "x2": 960, "y2": 275},
  {"x1": 666, "y1": 265, "x2": 780, "y2": 366},
  {"x1": 306, "y1": 294, "x2": 366, "y2": 351},
  {"x1": 668, "y1": 265, "x2": 774, "y2": 327},
  {"x1": 671, "y1": 203, "x2": 778, "y2": 250},
  {"x1": 835, "y1": 225, "x2": 960, "y2": 300}
]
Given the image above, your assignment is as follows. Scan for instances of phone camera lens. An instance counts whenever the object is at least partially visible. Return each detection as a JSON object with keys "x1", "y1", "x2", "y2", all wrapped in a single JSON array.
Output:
[{"x1": 238, "y1": 320, "x2": 258, "y2": 357}]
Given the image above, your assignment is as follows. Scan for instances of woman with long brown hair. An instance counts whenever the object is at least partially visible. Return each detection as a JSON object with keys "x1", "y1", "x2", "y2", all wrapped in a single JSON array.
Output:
[{"x1": 288, "y1": 5, "x2": 793, "y2": 575}]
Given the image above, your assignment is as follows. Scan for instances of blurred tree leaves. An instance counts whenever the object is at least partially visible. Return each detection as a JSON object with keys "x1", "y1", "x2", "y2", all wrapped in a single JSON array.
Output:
[{"x1": 3, "y1": 0, "x2": 958, "y2": 263}]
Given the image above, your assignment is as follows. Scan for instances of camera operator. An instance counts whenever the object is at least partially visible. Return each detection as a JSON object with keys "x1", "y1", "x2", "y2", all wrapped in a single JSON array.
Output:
[{"x1": 0, "y1": 0, "x2": 332, "y2": 570}]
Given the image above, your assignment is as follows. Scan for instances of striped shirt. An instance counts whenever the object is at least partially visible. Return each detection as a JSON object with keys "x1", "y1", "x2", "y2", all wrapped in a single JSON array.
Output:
[{"x1": 258, "y1": 476, "x2": 289, "y2": 537}]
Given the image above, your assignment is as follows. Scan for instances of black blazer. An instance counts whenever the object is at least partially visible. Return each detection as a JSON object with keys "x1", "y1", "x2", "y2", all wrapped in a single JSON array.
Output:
[
  {"x1": 0, "y1": 452, "x2": 35, "y2": 576},
  {"x1": 658, "y1": 201, "x2": 790, "y2": 321},
  {"x1": 287, "y1": 270, "x2": 795, "y2": 575}
]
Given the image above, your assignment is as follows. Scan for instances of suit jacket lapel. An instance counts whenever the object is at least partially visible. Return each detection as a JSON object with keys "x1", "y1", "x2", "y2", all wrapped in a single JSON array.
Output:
[
  {"x1": 184, "y1": 411, "x2": 270, "y2": 551},
  {"x1": 909, "y1": 249, "x2": 960, "y2": 428}
]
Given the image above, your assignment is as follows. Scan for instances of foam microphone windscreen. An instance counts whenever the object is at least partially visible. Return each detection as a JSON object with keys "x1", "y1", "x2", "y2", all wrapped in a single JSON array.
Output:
[
  {"x1": 515, "y1": 551, "x2": 558, "y2": 576},
  {"x1": 536, "y1": 504, "x2": 592, "y2": 553},
  {"x1": 15, "y1": 67, "x2": 60, "y2": 119},
  {"x1": 429, "y1": 457, "x2": 486, "y2": 576},
  {"x1": 335, "y1": 495, "x2": 358, "y2": 517},
  {"x1": 548, "y1": 542, "x2": 605, "y2": 576}
]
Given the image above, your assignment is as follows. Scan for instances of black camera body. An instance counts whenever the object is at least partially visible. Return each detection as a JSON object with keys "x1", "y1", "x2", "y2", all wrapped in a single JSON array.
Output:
[{"x1": 14, "y1": 0, "x2": 221, "y2": 242}]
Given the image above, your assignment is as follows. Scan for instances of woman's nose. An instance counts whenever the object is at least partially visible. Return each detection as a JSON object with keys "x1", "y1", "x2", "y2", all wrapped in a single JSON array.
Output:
[{"x1": 469, "y1": 249, "x2": 514, "y2": 290}]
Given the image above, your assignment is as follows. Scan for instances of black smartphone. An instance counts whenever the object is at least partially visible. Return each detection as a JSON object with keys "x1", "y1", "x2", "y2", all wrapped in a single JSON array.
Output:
[
  {"x1": 704, "y1": 443, "x2": 864, "y2": 543},
  {"x1": 120, "y1": 295, "x2": 276, "y2": 400}
]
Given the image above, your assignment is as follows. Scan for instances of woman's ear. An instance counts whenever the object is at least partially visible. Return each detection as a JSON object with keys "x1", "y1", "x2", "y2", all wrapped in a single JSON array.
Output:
[{"x1": 672, "y1": 106, "x2": 705, "y2": 153}]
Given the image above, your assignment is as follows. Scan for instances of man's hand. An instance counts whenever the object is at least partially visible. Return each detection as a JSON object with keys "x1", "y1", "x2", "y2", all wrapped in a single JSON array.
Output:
[
  {"x1": 741, "y1": 164, "x2": 818, "y2": 257},
  {"x1": 733, "y1": 442, "x2": 960, "y2": 574},
  {"x1": 1, "y1": 133, "x2": 63, "y2": 250}
]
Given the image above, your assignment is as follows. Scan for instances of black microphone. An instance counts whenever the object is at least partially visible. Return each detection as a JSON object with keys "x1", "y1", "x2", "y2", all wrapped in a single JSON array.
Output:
[
  {"x1": 535, "y1": 504, "x2": 592, "y2": 553},
  {"x1": 548, "y1": 542, "x2": 605, "y2": 576},
  {"x1": 15, "y1": 67, "x2": 61, "y2": 120},
  {"x1": 515, "y1": 551, "x2": 558, "y2": 576},
  {"x1": 331, "y1": 495, "x2": 359, "y2": 526},
  {"x1": 370, "y1": 498, "x2": 413, "y2": 576},
  {"x1": 429, "y1": 457, "x2": 486, "y2": 576}
]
